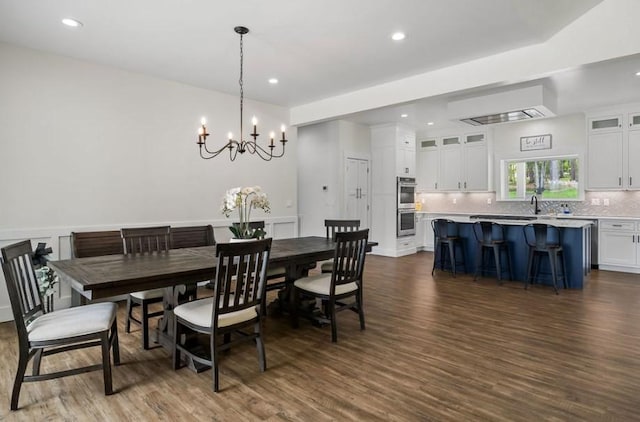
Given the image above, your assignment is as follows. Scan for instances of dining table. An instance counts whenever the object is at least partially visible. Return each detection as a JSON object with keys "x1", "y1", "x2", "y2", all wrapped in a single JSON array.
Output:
[{"x1": 49, "y1": 236, "x2": 377, "y2": 370}]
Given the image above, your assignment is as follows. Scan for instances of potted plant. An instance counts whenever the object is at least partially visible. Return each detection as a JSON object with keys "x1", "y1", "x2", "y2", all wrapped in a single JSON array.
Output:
[{"x1": 221, "y1": 186, "x2": 270, "y2": 239}]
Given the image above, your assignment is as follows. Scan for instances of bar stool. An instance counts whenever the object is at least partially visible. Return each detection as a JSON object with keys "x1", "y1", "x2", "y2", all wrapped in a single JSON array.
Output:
[
  {"x1": 472, "y1": 221, "x2": 512, "y2": 283},
  {"x1": 431, "y1": 219, "x2": 465, "y2": 277},
  {"x1": 523, "y1": 223, "x2": 567, "y2": 294}
]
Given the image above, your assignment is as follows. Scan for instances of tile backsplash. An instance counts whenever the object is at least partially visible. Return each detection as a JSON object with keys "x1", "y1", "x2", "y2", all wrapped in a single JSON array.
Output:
[{"x1": 418, "y1": 191, "x2": 640, "y2": 217}]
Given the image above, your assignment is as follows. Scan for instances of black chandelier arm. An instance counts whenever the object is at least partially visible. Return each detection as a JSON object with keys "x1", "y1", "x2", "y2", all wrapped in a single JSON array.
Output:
[
  {"x1": 198, "y1": 139, "x2": 241, "y2": 160},
  {"x1": 243, "y1": 140, "x2": 287, "y2": 161}
]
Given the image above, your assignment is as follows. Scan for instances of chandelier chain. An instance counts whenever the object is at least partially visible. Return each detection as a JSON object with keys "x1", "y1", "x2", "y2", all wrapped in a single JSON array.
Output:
[{"x1": 239, "y1": 31, "x2": 244, "y2": 144}]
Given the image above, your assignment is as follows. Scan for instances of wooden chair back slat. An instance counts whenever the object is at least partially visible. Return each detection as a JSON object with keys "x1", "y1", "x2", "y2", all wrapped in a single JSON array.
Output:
[
  {"x1": 325, "y1": 219, "x2": 360, "y2": 240},
  {"x1": 1, "y1": 240, "x2": 44, "y2": 343},
  {"x1": 121, "y1": 226, "x2": 171, "y2": 255},
  {"x1": 212, "y1": 239, "x2": 271, "y2": 328},
  {"x1": 72, "y1": 230, "x2": 124, "y2": 258},
  {"x1": 331, "y1": 229, "x2": 369, "y2": 288},
  {"x1": 170, "y1": 225, "x2": 215, "y2": 249}
]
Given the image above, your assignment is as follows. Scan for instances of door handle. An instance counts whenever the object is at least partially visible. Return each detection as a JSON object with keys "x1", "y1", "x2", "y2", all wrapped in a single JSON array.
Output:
[
  {"x1": 631, "y1": 177, "x2": 633, "y2": 186},
  {"x1": 458, "y1": 182, "x2": 461, "y2": 189},
  {"x1": 464, "y1": 182, "x2": 467, "y2": 189},
  {"x1": 619, "y1": 177, "x2": 622, "y2": 186}
]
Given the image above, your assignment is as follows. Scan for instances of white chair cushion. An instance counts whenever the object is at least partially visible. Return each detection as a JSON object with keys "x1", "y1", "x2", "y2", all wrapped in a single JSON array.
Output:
[
  {"x1": 294, "y1": 274, "x2": 358, "y2": 296},
  {"x1": 173, "y1": 296, "x2": 257, "y2": 328},
  {"x1": 130, "y1": 288, "x2": 165, "y2": 300},
  {"x1": 27, "y1": 302, "x2": 117, "y2": 342}
]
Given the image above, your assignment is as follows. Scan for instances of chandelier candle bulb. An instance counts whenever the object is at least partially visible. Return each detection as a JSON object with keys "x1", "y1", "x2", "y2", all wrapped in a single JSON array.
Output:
[{"x1": 270, "y1": 131, "x2": 275, "y2": 148}]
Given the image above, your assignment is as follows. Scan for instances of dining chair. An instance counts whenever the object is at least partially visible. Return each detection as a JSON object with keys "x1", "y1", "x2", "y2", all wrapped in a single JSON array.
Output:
[
  {"x1": 321, "y1": 219, "x2": 360, "y2": 273},
  {"x1": 291, "y1": 229, "x2": 369, "y2": 342},
  {"x1": 233, "y1": 221, "x2": 287, "y2": 312},
  {"x1": 121, "y1": 226, "x2": 171, "y2": 349},
  {"x1": 1, "y1": 240, "x2": 120, "y2": 410},
  {"x1": 172, "y1": 238, "x2": 272, "y2": 392}
]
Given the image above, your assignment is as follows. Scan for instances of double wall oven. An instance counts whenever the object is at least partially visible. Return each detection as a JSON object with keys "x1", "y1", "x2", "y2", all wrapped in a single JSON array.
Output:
[{"x1": 397, "y1": 177, "x2": 416, "y2": 237}]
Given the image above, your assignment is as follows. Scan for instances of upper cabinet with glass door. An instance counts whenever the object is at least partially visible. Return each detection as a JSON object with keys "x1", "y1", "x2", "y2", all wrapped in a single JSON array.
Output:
[{"x1": 587, "y1": 111, "x2": 640, "y2": 190}]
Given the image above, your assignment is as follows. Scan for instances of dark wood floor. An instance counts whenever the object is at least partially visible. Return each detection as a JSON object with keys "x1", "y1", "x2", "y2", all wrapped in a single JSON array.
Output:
[{"x1": 1, "y1": 252, "x2": 640, "y2": 421}]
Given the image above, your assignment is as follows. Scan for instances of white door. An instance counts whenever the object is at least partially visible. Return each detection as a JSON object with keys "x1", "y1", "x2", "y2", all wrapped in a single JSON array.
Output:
[{"x1": 345, "y1": 158, "x2": 370, "y2": 228}]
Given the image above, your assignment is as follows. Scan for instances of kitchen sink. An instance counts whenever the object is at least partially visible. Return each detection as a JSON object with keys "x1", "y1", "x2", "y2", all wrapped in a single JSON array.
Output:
[{"x1": 468, "y1": 214, "x2": 538, "y2": 221}]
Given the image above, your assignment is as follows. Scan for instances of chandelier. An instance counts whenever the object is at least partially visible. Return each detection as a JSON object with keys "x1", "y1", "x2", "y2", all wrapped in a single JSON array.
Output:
[{"x1": 197, "y1": 26, "x2": 287, "y2": 161}]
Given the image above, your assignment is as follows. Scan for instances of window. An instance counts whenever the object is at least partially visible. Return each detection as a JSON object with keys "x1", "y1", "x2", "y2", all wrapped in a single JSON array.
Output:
[{"x1": 500, "y1": 155, "x2": 581, "y2": 200}]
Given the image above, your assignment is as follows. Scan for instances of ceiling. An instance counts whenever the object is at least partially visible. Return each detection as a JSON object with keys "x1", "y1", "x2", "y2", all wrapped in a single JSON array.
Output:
[{"x1": 3, "y1": 0, "x2": 636, "y2": 133}]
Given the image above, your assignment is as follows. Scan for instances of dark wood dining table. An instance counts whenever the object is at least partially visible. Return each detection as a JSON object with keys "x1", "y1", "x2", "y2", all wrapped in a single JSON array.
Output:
[{"x1": 49, "y1": 236, "x2": 376, "y2": 369}]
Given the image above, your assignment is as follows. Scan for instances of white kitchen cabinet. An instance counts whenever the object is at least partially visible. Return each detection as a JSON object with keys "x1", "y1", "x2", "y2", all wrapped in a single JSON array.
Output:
[
  {"x1": 439, "y1": 136, "x2": 463, "y2": 191},
  {"x1": 587, "y1": 131, "x2": 624, "y2": 189},
  {"x1": 629, "y1": 112, "x2": 640, "y2": 130},
  {"x1": 396, "y1": 132, "x2": 416, "y2": 177},
  {"x1": 417, "y1": 139, "x2": 439, "y2": 192},
  {"x1": 627, "y1": 129, "x2": 640, "y2": 189},
  {"x1": 462, "y1": 133, "x2": 488, "y2": 191},
  {"x1": 423, "y1": 216, "x2": 434, "y2": 252},
  {"x1": 370, "y1": 124, "x2": 417, "y2": 257},
  {"x1": 599, "y1": 219, "x2": 640, "y2": 272},
  {"x1": 437, "y1": 133, "x2": 488, "y2": 192},
  {"x1": 587, "y1": 112, "x2": 640, "y2": 190},
  {"x1": 588, "y1": 115, "x2": 623, "y2": 133}
]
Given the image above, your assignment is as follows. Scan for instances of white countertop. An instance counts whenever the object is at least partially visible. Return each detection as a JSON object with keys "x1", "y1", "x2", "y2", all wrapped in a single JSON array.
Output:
[
  {"x1": 417, "y1": 211, "x2": 639, "y2": 222},
  {"x1": 434, "y1": 215, "x2": 594, "y2": 228}
]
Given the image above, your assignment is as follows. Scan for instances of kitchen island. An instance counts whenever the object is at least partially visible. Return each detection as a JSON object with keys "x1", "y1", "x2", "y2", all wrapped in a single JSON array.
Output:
[{"x1": 435, "y1": 215, "x2": 594, "y2": 289}]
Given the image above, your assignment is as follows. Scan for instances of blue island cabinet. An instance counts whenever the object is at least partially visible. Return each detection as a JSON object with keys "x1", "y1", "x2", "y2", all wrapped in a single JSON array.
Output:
[{"x1": 440, "y1": 217, "x2": 592, "y2": 289}]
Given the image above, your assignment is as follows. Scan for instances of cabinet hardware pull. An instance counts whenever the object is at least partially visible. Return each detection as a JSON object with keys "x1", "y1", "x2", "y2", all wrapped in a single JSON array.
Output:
[{"x1": 613, "y1": 224, "x2": 622, "y2": 227}]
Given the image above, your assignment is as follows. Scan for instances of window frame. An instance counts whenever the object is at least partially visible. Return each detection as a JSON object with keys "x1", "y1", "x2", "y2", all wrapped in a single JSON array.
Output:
[{"x1": 497, "y1": 153, "x2": 584, "y2": 202}]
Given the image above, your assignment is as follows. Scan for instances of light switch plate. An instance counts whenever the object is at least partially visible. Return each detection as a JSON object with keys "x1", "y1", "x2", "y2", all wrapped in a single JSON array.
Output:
[
  {"x1": 603, "y1": 198, "x2": 610, "y2": 206},
  {"x1": 591, "y1": 198, "x2": 601, "y2": 205}
]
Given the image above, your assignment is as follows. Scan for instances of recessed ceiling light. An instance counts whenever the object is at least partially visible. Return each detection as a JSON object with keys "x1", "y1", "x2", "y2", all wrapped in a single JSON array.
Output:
[
  {"x1": 636, "y1": 71, "x2": 640, "y2": 76},
  {"x1": 427, "y1": 122, "x2": 434, "y2": 126},
  {"x1": 391, "y1": 32, "x2": 405, "y2": 41},
  {"x1": 268, "y1": 78, "x2": 279, "y2": 84},
  {"x1": 401, "y1": 114, "x2": 408, "y2": 118},
  {"x1": 61, "y1": 18, "x2": 83, "y2": 28}
]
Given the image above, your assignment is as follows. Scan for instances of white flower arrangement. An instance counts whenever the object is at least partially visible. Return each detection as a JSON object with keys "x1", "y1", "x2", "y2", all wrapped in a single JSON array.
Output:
[
  {"x1": 35, "y1": 266, "x2": 58, "y2": 297},
  {"x1": 221, "y1": 186, "x2": 271, "y2": 239}
]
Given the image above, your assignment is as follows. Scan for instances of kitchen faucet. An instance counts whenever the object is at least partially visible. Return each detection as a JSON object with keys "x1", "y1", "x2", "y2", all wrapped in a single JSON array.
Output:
[{"x1": 530, "y1": 195, "x2": 541, "y2": 215}]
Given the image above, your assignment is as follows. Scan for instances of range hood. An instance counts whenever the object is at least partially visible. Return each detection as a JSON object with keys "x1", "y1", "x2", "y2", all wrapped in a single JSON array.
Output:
[{"x1": 447, "y1": 85, "x2": 556, "y2": 126}]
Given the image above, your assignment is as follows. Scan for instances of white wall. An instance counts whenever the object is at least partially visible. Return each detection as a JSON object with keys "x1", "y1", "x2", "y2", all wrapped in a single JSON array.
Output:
[
  {"x1": 0, "y1": 42, "x2": 298, "y2": 321},
  {"x1": 297, "y1": 120, "x2": 370, "y2": 236}
]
